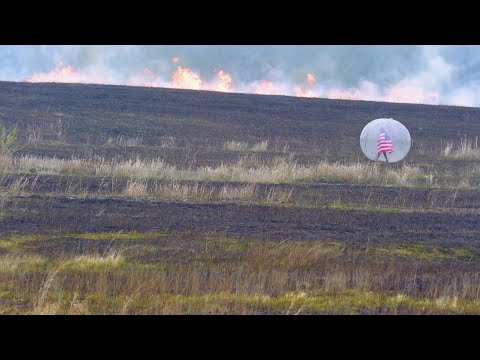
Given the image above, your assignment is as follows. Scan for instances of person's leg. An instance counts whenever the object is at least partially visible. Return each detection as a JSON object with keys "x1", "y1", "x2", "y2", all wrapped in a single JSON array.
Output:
[{"x1": 383, "y1": 152, "x2": 389, "y2": 162}]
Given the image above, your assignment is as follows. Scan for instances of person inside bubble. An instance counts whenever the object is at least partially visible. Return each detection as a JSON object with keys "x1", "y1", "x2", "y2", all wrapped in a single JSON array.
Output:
[{"x1": 376, "y1": 128, "x2": 393, "y2": 162}]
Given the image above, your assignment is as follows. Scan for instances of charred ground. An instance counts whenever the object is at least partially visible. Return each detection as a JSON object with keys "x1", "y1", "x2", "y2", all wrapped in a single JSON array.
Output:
[
  {"x1": 1, "y1": 81, "x2": 479, "y2": 314},
  {"x1": 2, "y1": 80, "x2": 480, "y2": 164}
]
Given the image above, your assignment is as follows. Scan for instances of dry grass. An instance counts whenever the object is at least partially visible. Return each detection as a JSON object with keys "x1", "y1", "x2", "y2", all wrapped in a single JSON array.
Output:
[
  {"x1": 26, "y1": 130, "x2": 44, "y2": 144},
  {"x1": 159, "y1": 136, "x2": 176, "y2": 148},
  {"x1": 443, "y1": 142, "x2": 454, "y2": 157},
  {"x1": 0, "y1": 153, "x2": 11, "y2": 180},
  {"x1": 223, "y1": 140, "x2": 269, "y2": 152},
  {"x1": 191, "y1": 156, "x2": 424, "y2": 186},
  {"x1": 250, "y1": 140, "x2": 269, "y2": 152},
  {"x1": 218, "y1": 183, "x2": 258, "y2": 201},
  {"x1": 124, "y1": 179, "x2": 149, "y2": 197},
  {"x1": 122, "y1": 180, "x2": 294, "y2": 203},
  {"x1": 63, "y1": 252, "x2": 125, "y2": 271},
  {"x1": 223, "y1": 140, "x2": 249, "y2": 151},
  {"x1": 1, "y1": 238, "x2": 480, "y2": 314},
  {"x1": 106, "y1": 135, "x2": 143, "y2": 147},
  {"x1": 152, "y1": 181, "x2": 215, "y2": 201},
  {"x1": 21, "y1": 120, "x2": 65, "y2": 146},
  {"x1": 13, "y1": 155, "x2": 178, "y2": 179},
  {"x1": 444, "y1": 136, "x2": 480, "y2": 160},
  {"x1": 1, "y1": 150, "x2": 477, "y2": 190},
  {"x1": 0, "y1": 254, "x2": 46, "y2": 273},
  {"x1": 0, "y1": 152, "x2": 454, "y2": 188},
  {"x1": 0, "y1": 175, "x2": 39, "y2": 205}
]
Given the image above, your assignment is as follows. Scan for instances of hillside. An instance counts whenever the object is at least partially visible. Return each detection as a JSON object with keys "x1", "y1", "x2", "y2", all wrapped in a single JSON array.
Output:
[
  {"x1": 1, "y1": 81, "x2": 480, "y2": 315},
  {"x1": 1, "y1": 80, "x2": 479, "y2": 166}
]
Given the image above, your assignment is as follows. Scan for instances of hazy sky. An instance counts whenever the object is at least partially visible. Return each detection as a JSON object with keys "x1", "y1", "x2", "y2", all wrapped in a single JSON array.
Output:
[{"x1": 2, "y1": 45, "x2": 480, "y2": 107}]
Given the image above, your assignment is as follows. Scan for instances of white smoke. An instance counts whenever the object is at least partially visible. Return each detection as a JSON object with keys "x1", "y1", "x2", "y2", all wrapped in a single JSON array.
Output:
[{"x1": 3, "y1": 45, "x2": 479, "y2": 107}]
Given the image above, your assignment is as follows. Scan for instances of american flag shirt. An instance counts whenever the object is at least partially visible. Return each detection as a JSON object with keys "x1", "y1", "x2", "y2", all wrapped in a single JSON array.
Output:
[{"x1": 377, "y1": 132, "x2": 394, "y2": 154}]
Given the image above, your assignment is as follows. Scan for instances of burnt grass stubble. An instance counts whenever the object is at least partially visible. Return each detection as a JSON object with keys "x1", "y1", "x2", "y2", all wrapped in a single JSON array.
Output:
[{"x1": 1, "y1": 81, "x2": 480, "y2": 314}]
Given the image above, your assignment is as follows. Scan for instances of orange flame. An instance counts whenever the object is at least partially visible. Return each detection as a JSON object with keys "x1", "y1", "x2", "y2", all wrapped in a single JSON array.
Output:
[
  {"x1": 171, "y1": 66, "x2": 202, "y2": 90},
  {"x1": 306, "y1": 73, "x2": 316, "y2": 85},
  {"x1": 212, "y1": 70, "x2": 232, "y2": 92},
  {"x1": 254, "y1": 80, "x2": 273, "y2": 95},
  {"x1": 294, "y1": 86, "x2": 313, "y2": 97},
  {"x1": 24, "y1": 61, "x2": 444, "y2": 106},
  {"x1": 25, "y1": 64, "x2": 81, "y2": 83},
  {"x1": 386, "y1": 84, "x2": 439, "y2": 104},
  {"x1": 25, "y1": 63, "x2": 109, "y2": 84},
  {"x1": 329, "y1": 88, "x2": 365, "y2": 101},
  {"x1": 127, "y1": 67, "x2": 157, "y2": 87},
  {"x1": 294, "y1": 73, "x2": 317, "y2": 97}
]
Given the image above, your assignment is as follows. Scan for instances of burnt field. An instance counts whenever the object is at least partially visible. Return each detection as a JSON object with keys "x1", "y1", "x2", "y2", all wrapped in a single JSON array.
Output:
[
  {"x1": 1, "y1": 81, "x2": 480, "y2": 314},
  {"x1": 2, "y1": 195, "x2": 480, "y2": 246},
  {"x1": 2, "y1": 80, "x2": 480, "y2": 165}
]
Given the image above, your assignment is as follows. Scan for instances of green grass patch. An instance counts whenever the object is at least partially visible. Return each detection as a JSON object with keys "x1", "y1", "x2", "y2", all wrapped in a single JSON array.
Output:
[
  {"x1": 5, "y1": 288, "x2": 479, "y2": 315},
  {"x1": 375, "y1": 244, "x2": 476, "y2": 262},
  {"x1": 74, "y1": 231, "x2": 168, "y2": 241},
  {"x1": 0, "y1": 254, "x2": 48, "y2": 273},
  {"x1": 60, "y1": 253, "x2": 127, "y2": 272},
  {"x1": 0, "y1": 234, "x2": 55, "y2": 250},
  {"x1": 216, "y1": 237, "x2": 250, "y2": 253}
]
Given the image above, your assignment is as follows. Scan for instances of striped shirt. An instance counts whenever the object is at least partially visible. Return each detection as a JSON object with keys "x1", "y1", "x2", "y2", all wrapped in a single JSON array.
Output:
[{"x1": 377, "y1": 132, "x2": 394, "y2": 154}]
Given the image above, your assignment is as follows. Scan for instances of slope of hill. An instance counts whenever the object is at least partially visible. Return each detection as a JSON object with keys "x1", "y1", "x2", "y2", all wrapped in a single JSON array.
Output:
[
  {"x1": 1, "y1": 81, "x2": 480, "y2": 315},
  {"x1": 1, "y1": 80, "x2": 480, "y2": 165}
]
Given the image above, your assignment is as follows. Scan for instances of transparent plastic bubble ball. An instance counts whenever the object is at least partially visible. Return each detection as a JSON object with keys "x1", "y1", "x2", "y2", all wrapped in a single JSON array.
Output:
[{"x1": 360, "y1": 118, "x2": 411, "y2": 163}]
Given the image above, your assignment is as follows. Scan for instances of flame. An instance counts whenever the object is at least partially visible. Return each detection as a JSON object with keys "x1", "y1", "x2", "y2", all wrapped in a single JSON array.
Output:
[
  {"x1": 127, "y1": 67, "x2": 157, "y2": 87},
  {"x1": 293, "y1": 73, "x2": 317, "y2": 97},
  {"x1": 329, "y1": 88, "x2": 365, "y2": 101},
  {"x1": 254, "y1": 80, "x2": 274, "y2": 95},
  {"x1": 386, "y1": 83, "x2": 439, "y2": 104},
  {"x1": 22, "y1": 60, "x2": 448, "y2": 106},
  {"x1": 171, "y1": 66, "x2": 202, "y2": 90},
  {"x1": 25, "y1": 63, "x2": 109, "y2": 84},
  {"x1": 212, "y1": 70, "x2": 232, "y2": 92},
  {"x1": 306, "y1": 73, "x2": 316, "y2": 85},
  {"x1": 294, "y1": 85, "x2": 313, "y2": 97},
  {"x1": 26, "y1": 64, "x2": 81, "y2": 83},
  {"x1": 327, "y1": 81, "x2": 380, "y2": 102}
]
